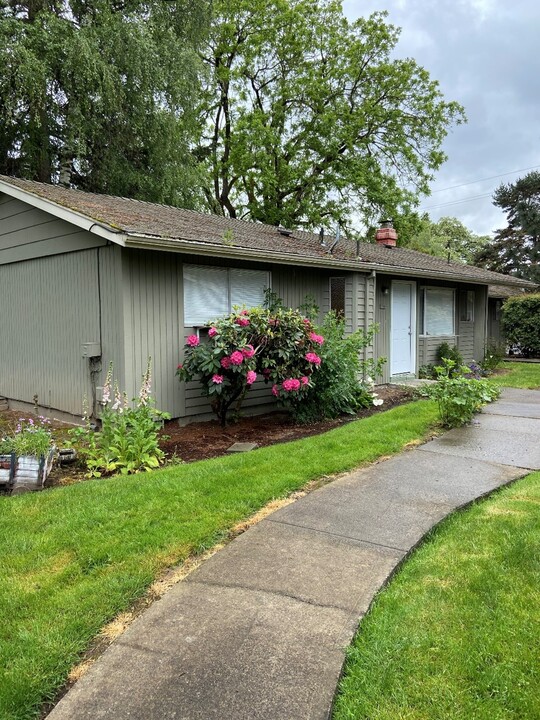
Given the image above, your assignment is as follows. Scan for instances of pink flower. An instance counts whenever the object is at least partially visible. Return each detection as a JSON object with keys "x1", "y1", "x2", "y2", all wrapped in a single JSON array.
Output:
[
  {"x1": 177, "y1": 363, "x2": 183, "y2": 370},
  {"x1": 246, "y1": 370, "x2": 257, "y2": 385},
  {"x1": 230, "y1": 350, "x2": 244, "y2": 365},
  {"x1": 212, "y1": 374, "x2": 224, "y2": 384},
  {"x1": 208, "y1": 327, "x2": 218, "y2": 337},
  {"x1": 242, "y1": 344, "x2": 255, "y2": 358},
  {"x1": 220, "y1": 356, "x2": 231, "y2": 369},
  {"x1": 271, "y1": 384, "x2": 279, "y2": 397},
  {"x1": 235, "y1": 317, "x2": 250, "y2": 327},
  {"x1": 240, "y1": 309, "x2": 249, "y2": 316},
  {"x1": 301, "y1": 376, "x2": 309, "y2": 386},
  {"x1": 282, "y1": 378, "x2": 301, "y2": 392},
  {"x1": 305, "y1": 352, "x2": 321, "y2": 365},
  {"x1": 303, "y1": 318, "x2": 311, "y2": 326},
  {"x1": 186, "y1": 334, "x2": 199, "y2": 347},
  {"x1": 309, "y1": 332, "x2": 324, "y2": 345}
]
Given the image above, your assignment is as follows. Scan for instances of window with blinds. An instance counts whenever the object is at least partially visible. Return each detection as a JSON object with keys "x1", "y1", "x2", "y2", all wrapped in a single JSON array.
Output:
[
  {"x1": 183, "y1": 265, "x2": 269, "y2": 326},
  {"x1": 420, "y1": 287, "x2": 455, "y2": 336}
]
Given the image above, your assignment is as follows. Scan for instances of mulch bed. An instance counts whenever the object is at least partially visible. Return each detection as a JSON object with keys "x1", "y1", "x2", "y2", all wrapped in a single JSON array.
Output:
[
  {"x1": 1, "y1": 385, "x2": 414, "y2": 489},
  {"x1": 159, "y1": 385, "x2": 414, "y2": 463}
]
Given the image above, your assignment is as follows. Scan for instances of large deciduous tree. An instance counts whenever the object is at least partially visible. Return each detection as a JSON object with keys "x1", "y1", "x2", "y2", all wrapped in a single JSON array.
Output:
[
  {"x1": 474, "y1": 172, "x2": 540, "y2": 283},
  {"x1": 402, "y1": 215, "x2": 490, "y2": 264},
  {"x1": 0, "y1": 0, "x2": 209, "y2": 204},
  {"x1": 197, "y1": 0, "x2": 465, "y2": 229}
]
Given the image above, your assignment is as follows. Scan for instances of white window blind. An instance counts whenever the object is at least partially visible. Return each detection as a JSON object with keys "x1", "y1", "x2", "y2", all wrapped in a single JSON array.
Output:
[
  {"x1": 184, "y1": 265, "x2": 269, "y2": 326},
  {"x1": 184, "y1": 266, "x2": 228, "y2": 326},
  {"x1": 230, "y1": 269, "x2": 267, "y2": 309},
  {"x1": 422, "y1": 287, "x2": 455, "y2": 336}
]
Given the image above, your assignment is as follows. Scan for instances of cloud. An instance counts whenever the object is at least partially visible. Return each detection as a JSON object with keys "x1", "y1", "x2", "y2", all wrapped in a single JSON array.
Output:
[{"x1": 343, "y1": 0, "x2": 540, "y2": 235}]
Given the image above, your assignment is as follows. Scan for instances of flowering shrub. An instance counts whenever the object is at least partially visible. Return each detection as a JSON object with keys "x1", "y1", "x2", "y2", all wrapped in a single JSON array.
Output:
[
  {"x1": 419, "y1": 358, "x2": 500, "y2": 427},
  {"x1": 69, "y1": 359, "x2": 170, "y2": 477},
  {"x1": 292, "y1": 312, "x2": 386, "y2": 423},
  {"x1": 177, "y1": 306, "x2": 323, "y2": 425}
]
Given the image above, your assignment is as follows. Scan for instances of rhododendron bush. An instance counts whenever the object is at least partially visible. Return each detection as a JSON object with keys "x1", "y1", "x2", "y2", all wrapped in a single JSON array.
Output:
[
  {"x1": 177, "y1": 307, "x2": 323, "y2": 425},
  {"x1": 178, "y1": 303, "x2": 386, "y2": 426}
]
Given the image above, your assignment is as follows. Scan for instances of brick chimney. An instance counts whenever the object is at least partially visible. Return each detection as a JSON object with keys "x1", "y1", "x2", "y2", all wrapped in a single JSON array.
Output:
[{"x1": 375, "y1": 219, "x2": 398, "y2": 247}]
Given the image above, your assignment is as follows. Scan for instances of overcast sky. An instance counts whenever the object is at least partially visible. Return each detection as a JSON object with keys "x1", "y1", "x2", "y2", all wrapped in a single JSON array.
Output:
[{"x1": 343, "y1": 0, "x2": 540, "y2": 236}]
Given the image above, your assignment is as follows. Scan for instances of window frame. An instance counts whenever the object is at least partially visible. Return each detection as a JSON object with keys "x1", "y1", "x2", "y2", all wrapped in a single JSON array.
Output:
[
  {"x1": 419, "y1": 286, "x2": 456, "y2": 337},
  {"x1": 459, "y1": 290, "x2": 475, "y2": 323}
]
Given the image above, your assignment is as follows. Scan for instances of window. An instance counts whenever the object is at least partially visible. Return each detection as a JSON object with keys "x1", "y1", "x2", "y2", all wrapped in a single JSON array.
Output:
[
  {"x1": 330, "y1": 277, "x2": 346, "y2": 318},
  {"x1": 183, "y1": 265, "x2": 269, "y2": 326},
  {"x1": 419, "y1": 287, "x2": 455, "y2": 336},
  {"x1": 459, "y1": 290, "x2": 475, "y2": 322}
]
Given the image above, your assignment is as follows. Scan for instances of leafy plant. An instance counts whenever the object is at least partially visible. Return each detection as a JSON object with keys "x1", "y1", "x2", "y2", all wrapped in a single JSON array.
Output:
[
  {"x1": 419, "y1": 359, "x2": 500, "y2": 428},
  {"x1": 70, "y1": 360, "x2": 170, "y2": 477},
  {"x1": 9, "y1": 417, "x2": 53, "y2": 458},
  {"x1": 437, "y1": 342, "x2": 463, "y2": 372},
  {"x1": 177, "y1": 306, "x2": 323, "y2": 426},
  {"x1": 418, "y1": 364, "x2": 436, "y2": 379},
  {"x1": 480, "y1": 339, "x2": 506, "y2": 374},
  {"x1": 292, "y1": 313, "x2": 385, "y2": 423}
]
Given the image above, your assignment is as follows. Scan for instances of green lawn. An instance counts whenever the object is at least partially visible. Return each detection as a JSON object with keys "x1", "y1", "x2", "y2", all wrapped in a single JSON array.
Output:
[
  {"x1": 492, "y1": 360, "x2": 540, "y2": 389},
  {"x1": 333, "y1": 471, "x2": 540, "y2": 720},
  {"x1": 0, "y1": 400, "x2": 437, "y2": 720}
]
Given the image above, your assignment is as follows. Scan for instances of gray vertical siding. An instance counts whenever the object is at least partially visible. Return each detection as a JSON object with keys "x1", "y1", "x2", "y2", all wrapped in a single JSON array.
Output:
[
  {"x1": 122, "y1": 250, "x2": 184, "y2": 417},
  {"x1": 0, "y1": 194, "x2": 105, "y2": 264},
  {"x1": 0, "y1": 249, "x2": 101, "y2": 415}
]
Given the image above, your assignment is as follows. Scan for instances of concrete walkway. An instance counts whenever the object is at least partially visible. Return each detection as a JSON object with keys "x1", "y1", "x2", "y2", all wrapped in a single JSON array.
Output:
[{"x1": 48, "y1": 388, "x2": 540, "y2": 720}]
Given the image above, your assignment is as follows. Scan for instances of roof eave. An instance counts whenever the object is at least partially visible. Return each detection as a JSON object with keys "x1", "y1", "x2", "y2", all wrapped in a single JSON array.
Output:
[
  {"x1": 123, "y1": 234, "x2": 510, "y2": 286},
  {"x1": 0, "y1": 178, "x2": 128, "y2": 246}
]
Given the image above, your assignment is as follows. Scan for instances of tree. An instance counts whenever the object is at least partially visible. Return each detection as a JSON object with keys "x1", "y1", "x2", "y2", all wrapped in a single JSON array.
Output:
[
  {"x1": 474, "y1": 172, "x2": 540, "y2": 283},
  {"x1": 0, "y1": 0, "x2": 209, "y2": 205},
  {"x1": 196, "y1": 0, "x2": 465, "y2": 230},
  {"x1": 402, "y1": 216, "x2": 490, "y2": 263}
]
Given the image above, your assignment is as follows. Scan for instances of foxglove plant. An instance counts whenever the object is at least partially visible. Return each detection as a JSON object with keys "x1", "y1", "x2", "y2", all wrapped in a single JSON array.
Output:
[{"x1": 70, "y1": 358, "x2": 170, "y2": 476}]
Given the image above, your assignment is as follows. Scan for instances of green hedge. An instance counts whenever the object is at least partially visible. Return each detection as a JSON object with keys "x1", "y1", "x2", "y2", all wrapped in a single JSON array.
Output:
[{"x1": 501, "y1": 293, "x2": 540, "y2": 357}]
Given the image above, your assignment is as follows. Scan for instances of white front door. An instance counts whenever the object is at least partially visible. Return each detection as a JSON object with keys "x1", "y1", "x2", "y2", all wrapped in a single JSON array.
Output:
[{"x1": 390, "y1": 281, "x2": 416, "y2": 375}]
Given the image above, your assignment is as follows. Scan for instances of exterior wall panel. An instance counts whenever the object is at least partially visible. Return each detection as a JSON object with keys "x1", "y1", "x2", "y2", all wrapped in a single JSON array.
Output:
[{"x1": 0, "y1": 250, "x2": 101, "y2": 415}]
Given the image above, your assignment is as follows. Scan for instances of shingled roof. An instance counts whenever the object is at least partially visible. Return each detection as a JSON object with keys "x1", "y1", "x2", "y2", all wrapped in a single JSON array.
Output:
[{"x1": 0, "y1": 175, "x2": 533, "y2": 288}]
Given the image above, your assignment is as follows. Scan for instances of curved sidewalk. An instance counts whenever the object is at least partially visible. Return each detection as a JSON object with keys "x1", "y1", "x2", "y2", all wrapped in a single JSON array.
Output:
[{"x1": 47, "y1": 388, "x2": 540, "y2": 720}]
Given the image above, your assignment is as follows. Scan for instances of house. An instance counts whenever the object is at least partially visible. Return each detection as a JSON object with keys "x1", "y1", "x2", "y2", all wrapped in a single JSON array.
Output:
[
  {"x1": 487, "y1": 284, "x2": 533, "y2": 345},
  {"x1": 0, "y1": 176, "x2": 533, "y2": 422}
]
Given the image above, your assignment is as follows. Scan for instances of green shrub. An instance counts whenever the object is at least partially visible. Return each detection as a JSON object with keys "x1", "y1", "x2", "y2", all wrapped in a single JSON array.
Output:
[
  {"x1": 419, "y1": 359, "x2": 500, "y2": 427},
  {"x1": 418, "y1": 364, "x2": 436, "y2": 379},
  {"x1": 292, "y1": 312, "x2": 385, "y2": 423},
  {"x1": 501, "y1": 293, "x2": 540, "y2": 357}
]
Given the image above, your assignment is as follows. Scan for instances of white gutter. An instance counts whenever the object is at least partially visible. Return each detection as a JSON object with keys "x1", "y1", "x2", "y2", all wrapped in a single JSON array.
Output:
[{"x1": 0, "y1": 179, "x2": 128, "y2": 246}]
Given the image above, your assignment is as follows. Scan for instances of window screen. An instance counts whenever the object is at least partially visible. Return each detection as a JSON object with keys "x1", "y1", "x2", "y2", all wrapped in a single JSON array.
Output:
[
  {"x1": 459, "y1": 290, "x2": 475, "y2": 322},
  {"x1": 184, "y1": 265, "x2": 268, "y2": 326},
  {"x1": 421, "y1": 287, "x2": 455, "y2": 336},
  {"x1": 330, "y1": 277, "x2": 346, "y2": 318}
]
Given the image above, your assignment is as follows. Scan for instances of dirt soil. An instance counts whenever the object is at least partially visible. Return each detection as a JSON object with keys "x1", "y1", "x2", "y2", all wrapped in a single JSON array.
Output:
[
  {"x1": 0, "y1": 385, "x2": 414, "y2": 490},
  {"x1": 159, "y1": 385, "x2": 413, "y2": 463}
]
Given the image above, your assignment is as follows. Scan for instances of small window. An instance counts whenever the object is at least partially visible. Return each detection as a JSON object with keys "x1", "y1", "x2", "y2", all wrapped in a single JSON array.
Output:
[
  {"x1": 184, "y1": 265, "x2": 269, "y2": 326},
  {"x1": 420, "y1": 287, "x2": 455, "y2": 336},
  {"x1": 459, "y1": 290, "x2": 475, "y2": 322},
  {"x1": 330, "y1": 276, "x2": 346, "y2": 318}
]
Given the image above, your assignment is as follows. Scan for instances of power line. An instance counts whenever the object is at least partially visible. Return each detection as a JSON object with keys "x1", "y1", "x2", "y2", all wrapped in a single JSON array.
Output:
[
  {"x1": 430, "y1": 164, "x2": 540, "y2": 193},
  {"x1": 420, "y1": 192, "x2": 494, "y2": 212}
]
